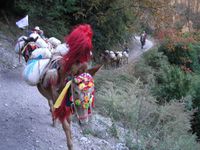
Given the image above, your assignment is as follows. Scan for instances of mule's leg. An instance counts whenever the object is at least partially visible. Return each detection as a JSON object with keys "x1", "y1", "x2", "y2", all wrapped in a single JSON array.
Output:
[
  {"x1": 50, "y1": 85, "x2": 59, "y2": 127},
  {"x1": 37, "y1": 84, "x2": 56, "y2": 126},
  {"x1": 48, "y1": 99, "x2": 56, "y2": 127},
  {"x1": 62, "y1": 119, "x2": 73, "y2": 150},
  {"x1": 67, "y1": 117, "x2": 72, "y2": 140}
]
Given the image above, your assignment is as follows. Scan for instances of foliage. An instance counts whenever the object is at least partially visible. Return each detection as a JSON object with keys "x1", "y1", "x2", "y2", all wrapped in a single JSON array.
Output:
[
  {"x1": 155, "y1": 31, "x2": 200, "y2": 138},
  {"x1": 134, "y1": 48, "x2": 192, "y2": 103},
  {"x1": 157, "y1": 30, "x2": 200, "y2": 73},
  {"x1": 134, "y1": 40, "x2": 200, "y2": 139},
  {"x1": 132, "y1": 59, "x2": 155, "y2": 85},
  {"x1": 134, "y1": 50, "x2": 191, "y2": 104},
  {"x1": 94, "y1": 69, "x2": 137, "y2": 119},
  {"x1": 187, "y1": 44, "x2": 200, "y2": 73},
  {"x1": 142, "y1": 48, "x2": 169, "y2": 70},
  {"x1": 190, "y1": 75, "x2": 200, "y2": 138},
  {"x1": 1, "y1": 0, "x2": 175, "y2": 55},
  {"x1": 8, "y1": 0, "x2": 137, "y2": 52},
  {"x1": 153, "y1": 65, "x2": 192, "y2": 103},
  {"x1": 134, "y1": 49, "x2": 169, "y2": 84},
  {"x1": 95, "y1": 67, "x2": 200, "y2": 149},
  {"x1": 13, "y1": 0, "x2": 77, "y2": 39}
]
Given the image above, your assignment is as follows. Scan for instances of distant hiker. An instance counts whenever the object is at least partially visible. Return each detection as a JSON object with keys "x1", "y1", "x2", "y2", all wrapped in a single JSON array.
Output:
[{"x1": 140, "y1": 31, "x2": 147, "y2": 49}]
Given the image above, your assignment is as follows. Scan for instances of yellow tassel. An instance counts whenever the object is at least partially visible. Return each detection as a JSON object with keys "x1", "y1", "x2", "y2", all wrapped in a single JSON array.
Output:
[{"x1": 54, "y1": 80, "x2": 72, "y2": 108}]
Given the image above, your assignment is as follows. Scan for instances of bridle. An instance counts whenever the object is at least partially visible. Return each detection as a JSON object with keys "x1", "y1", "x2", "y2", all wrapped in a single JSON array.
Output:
[{"x1": 70, "y1": 74, "x2": 94, "y2": 124}]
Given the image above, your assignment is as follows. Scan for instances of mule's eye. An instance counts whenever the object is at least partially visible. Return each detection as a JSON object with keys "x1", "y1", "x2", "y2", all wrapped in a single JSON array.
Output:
[{"x1": 73, "y1": 90, "x2": 79, "y2": 97}]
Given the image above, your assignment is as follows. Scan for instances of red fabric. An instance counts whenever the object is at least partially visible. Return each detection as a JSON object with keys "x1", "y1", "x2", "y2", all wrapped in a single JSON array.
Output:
[
  {"x1": 53, "y1": 95, "x2": 72, "y2": 123},
  {"x1": 62, "y1": 24, "x2": 93, "y2": 73}
]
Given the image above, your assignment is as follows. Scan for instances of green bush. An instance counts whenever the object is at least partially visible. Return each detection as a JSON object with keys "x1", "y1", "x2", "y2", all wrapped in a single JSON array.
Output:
[
  {"x1": 158, "y1": 38, "x2": 200, "y2": 73},
  {"x1": 188, "y1": 44, "x2": 200, "y2": 73},
  {"x1": 95, "y1": 68, "x2": 200, "y2": 149},
  {"x1": 143, "y1": 49, "x2": 169, "y2": 70},
  {"x1": 158, "y1": 41, "x2": 190, "y2": 66},
  {"x1": 134, "y1": 49, "x2": 192, "y2": 103},
  {"x1": 155, "y1": 32, "x2": 200, "y2": 138},
  {"x1": 190, "y1": 74, "x2": 200, "y2": 138},
  {"x1": 153, "y1": 65, "x2": 192, "y2": 103},
  {"x1": 134, "y1": 49, "x2": 169, "y2": 85}
]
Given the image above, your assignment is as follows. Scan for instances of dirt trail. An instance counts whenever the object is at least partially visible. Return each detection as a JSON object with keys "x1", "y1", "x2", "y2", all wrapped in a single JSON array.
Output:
[{"x1": 0, "y1": 35, "x2": 154, "y2": 150}]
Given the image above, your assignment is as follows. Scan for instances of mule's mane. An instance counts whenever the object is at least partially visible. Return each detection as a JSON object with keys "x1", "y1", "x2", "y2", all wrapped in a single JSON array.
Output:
[{"x1": 62, "y1": 24, "x2": 93, "y2": 73}]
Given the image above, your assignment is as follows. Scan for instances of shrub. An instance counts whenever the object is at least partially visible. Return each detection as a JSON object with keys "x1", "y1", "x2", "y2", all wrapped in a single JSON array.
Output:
[
  {"x1": 133, "y1": 49, "x2": 169, "y2": 85},
  {"x1": 134, "y1": 49, "x2": 192, "y2": 103},
  {"x1": 95, "y1": 66, "x2": 200, "y2": 149},
  {"x1": 153, "y1": 65, "x2": 192, "y2": 103},
  {"x1": 142, "y1": 49, "x2": 169, "y2": 70},
  {"x1": 157, "y1": 31, "x2": 200, "y2": 73},
  {"x1": 190, "y1": 74, "x2": 200, "y2": 138},
  {"x1": 188, "y1": 44, "x2": 200, "y2": 73}
]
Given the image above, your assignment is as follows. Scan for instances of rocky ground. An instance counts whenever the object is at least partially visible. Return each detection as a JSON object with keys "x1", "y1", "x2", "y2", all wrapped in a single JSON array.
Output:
[{"x1": 0, "y1": 31, "x2": 153, "y2": 150}]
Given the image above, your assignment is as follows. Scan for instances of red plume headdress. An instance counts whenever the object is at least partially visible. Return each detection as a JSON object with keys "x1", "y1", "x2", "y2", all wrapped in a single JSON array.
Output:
[{"x1": 62, "y1": 24, "x2": 93, "y2": 73}]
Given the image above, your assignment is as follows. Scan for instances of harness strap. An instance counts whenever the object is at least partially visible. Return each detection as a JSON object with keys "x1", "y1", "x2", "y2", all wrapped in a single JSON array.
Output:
[
  {"x1": 21, "y1": 43, "x2": 29, "y2": 54},
  {"x1": 70, "y1": 78, "x2": 81, "y2": 120}
]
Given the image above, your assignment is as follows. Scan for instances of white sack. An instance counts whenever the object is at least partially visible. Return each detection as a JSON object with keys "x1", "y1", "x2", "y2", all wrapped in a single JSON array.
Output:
[
  {"x1": 23, "y1": 59, "x2": 50, "y2": 86},
  {"x1": 48, "y1": 37, "x2": 61, "y2": 48},
  {"x1": 54, "y1": 43, "x2": 69, "y2": 56},
  {"x1": 30, "y1": 48, "x2": 52, "y2": 59}
]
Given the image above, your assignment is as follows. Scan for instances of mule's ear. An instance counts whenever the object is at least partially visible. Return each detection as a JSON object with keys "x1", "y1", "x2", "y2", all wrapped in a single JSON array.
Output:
[{"x1": 87, "y1": 64, "x2": 103, "y2": 76}]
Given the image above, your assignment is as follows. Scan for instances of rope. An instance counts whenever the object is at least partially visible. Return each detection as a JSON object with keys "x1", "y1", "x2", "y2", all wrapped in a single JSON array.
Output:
[{"x1": 21, "y1": 43, "x2": 29, "y2": 54}]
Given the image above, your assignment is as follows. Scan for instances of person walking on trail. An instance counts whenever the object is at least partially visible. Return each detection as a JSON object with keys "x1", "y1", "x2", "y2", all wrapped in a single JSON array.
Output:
[{"x1": 140, "y1": 31, "x2": 147, "y2": 49}]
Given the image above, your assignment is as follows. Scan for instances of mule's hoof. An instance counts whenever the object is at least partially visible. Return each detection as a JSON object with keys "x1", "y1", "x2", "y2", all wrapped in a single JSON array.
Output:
[
  {"x1": 51, "y1": 122, "x2": 56, "y2": 127},
  {"x1": 51, "y1": 120, "x2": 56, "y2": 127}
]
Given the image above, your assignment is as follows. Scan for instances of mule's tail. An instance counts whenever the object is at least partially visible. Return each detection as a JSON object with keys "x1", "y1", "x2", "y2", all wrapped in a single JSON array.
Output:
[{"x1": 43, "y1": 69, "x2": 58, "y2": 87}]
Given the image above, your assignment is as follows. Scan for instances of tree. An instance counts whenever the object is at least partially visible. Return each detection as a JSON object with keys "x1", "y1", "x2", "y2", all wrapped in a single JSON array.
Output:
[{"x1": 4, "y1": 0, "x2": 175, "y2": 52}]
